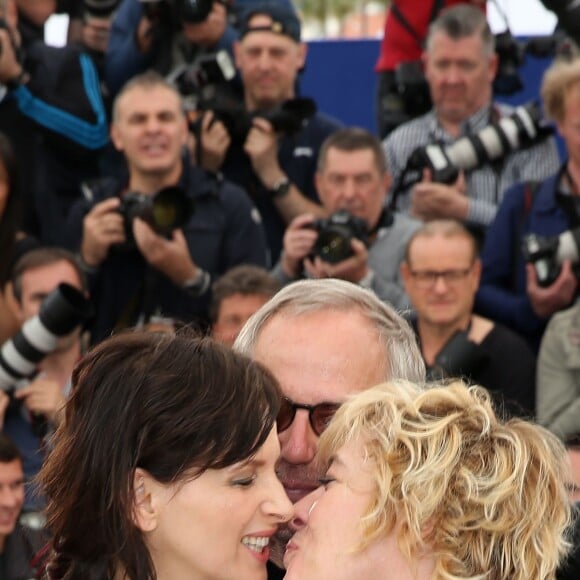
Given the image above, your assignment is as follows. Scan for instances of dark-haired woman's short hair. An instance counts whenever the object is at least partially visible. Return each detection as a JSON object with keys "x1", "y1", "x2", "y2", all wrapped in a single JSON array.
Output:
[{"x1": 40, "y1": 330, "x2": 281, "y2": 580}]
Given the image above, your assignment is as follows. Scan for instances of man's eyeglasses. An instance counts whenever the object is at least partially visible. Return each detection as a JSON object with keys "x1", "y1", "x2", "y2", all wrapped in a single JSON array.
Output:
[
  {"x1": 409, "y1": 266, "x2": 473, "y2": 288},
  {"x1": 277, "y1": 397, "x2": 341, "y2": 437}
]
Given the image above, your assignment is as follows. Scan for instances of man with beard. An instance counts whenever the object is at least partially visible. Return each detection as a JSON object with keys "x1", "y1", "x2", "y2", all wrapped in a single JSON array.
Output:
[
  {"x1": 1, "y1": 248, "x2": 87, "y2": 512},
  {"x1": 234, "y1": 278, "x2": 426, "y2": 579}
]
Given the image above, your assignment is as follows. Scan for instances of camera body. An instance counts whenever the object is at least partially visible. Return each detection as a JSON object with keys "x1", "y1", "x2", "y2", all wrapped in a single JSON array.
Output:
[
  {"x1": 309, "y1": 210, "x2": 368, "y2": 265},
  {"x1": 118, "y1": 186, "x2": 194, "y2": 248},
  {"x1": 140, "y1": 0, "x2": 217, "y2": 23},
  {"x1": 522, "y1": 228, "x2": 580, "y2": 287}
]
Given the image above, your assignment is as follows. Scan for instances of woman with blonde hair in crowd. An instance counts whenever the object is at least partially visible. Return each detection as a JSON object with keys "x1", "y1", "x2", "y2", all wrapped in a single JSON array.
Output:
[{"x1": 284, "y1": 380, "x2": 573, "y2": 580}]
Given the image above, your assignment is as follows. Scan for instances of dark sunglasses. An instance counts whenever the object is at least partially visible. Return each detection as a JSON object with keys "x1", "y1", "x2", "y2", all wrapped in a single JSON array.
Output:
[{"x1": 277, "y1": 397, "x2": 341, "y2": 437}]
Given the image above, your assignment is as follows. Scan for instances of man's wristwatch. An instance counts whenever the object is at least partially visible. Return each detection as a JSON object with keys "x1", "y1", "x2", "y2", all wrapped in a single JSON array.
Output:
[
  {"x1": 182, "y1": 268, "x2": 211, "y2": 297},
  {"x1": 268, "y1": 177, "x2": 291, "y2": 199}
]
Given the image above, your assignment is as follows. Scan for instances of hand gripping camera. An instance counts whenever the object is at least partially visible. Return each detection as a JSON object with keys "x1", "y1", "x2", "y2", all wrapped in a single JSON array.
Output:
[
  {"x1": 308, "y1": 210, "x2": 369, "y2": 265},
  {"x1": 522, "y1": 228, "x2": 580, "y2": 287},
  {"x1": 390, "y1": 101, "x2": 554, "y2": 208},
  {"x1": 0, "y1": 284, "x2": 93, "y2": 392}
]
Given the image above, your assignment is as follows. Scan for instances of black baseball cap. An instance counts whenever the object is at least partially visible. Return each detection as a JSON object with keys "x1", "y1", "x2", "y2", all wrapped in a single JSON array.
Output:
[{"x1": 239, "y1": 2, "x2": 301, "y2": 43}]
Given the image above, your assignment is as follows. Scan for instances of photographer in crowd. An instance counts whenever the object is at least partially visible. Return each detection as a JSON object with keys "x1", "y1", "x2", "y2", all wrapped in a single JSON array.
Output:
[
  {"x1": 375, "y1": 0, "x2": 486, "y2": 138},
  {"x1": 215, "y1": 3, "x2": 342, "y2": 262},
  {"x1": 65, "y1": 71, "x2": 267, "y2": 343},
  {"x1": 0, "y1": 434, "x2": 47, "y2": 578},
  {"x1": 272, "y1": 128, "x2": 419, "y2": 310},
  {"x1": 476, "y1": 57, "x2": 580, "y2": 351},
  {"x1": 401, "y1": 220, "x2": 536, "y2": 417},
  {"x1": 384, "y1": 5, "x2": 559, "y2": 240},
  {"x1": 0, "y1": 0, "x2": 110, "y2": 244},
  {"x1": 210, "y1": 264, "x2": 280, "y2": 347},
  {"x1": 1, "y1": 248, "x2": 87, "y2": 512}
]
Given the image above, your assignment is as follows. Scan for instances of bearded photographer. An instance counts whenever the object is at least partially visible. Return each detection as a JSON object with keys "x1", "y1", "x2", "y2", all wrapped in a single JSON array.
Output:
[
  {"x1": 476, "y1": 57, "x2": 580, "y2": 352},
  {"x1": 65, "y1": 71, "x2": 267, "y2": 344},
  {"x1": 384, "y1": 5, "x2": 559, "y2": 240},
  {"x1": 271, "y1": 128, "x2": 420, "y2": 310}
]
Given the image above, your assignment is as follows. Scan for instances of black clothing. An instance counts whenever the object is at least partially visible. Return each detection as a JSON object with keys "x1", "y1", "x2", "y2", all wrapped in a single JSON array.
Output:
[
  {"x1": 65, "y1": 161, "x2": 268, "y2": 343},
  {"x1": 414, "y1": 321, "x2": 537, "y2": 417},
  {"x1": 222, "y1": 112, "x2": 343, "y2": 263},
  {"x1": 267, "y1": 560, "x2": 285, "y2": 580}
]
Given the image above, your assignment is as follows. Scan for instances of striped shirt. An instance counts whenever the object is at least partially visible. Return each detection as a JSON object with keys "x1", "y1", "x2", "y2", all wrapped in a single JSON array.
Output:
[{"x1": 383, "y1": 103, "x2": 561, "y2": 227}]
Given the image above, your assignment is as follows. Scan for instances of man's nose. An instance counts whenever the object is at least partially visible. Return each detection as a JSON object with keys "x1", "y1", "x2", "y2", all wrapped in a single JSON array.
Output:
[{"x1": 279, "y1": 410, "x2": 318, "y2": 465}]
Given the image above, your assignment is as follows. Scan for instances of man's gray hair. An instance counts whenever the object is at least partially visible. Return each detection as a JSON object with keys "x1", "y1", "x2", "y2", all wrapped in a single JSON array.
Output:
[
  {"x1": 234, "y1": 279, "x2": 426, "y2": 383},
  {"x1": 426, "y1": 4, "x2": 495, "y2": 57}
]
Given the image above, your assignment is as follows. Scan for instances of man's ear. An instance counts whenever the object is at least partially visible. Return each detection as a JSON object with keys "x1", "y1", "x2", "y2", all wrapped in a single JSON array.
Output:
[
  {"x1": 132, "y1": 468, "x2": 161, "y2": 533},
  {"x1": 110, "y1": 122, "x2": 122, "y2": 153}
]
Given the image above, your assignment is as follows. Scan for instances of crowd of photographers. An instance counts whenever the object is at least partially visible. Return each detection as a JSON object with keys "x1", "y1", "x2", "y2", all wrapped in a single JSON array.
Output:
[{"x1": 1, "y1": 0, "x2": 580, "y2": 575}]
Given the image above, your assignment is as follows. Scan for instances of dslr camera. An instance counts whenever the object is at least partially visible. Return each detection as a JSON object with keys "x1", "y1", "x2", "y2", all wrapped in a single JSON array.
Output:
[
  {"x1": 522, "y1": 228, "x2": 580, "y2": 287},
  {"x1": 118, "y1": 186, "x2": 194, "y2": 248},
  {"x1": 139, "y1": 0, "x2": 219, "y2": 23},
  {"x1": 308, "y1": 210, "x2": 368, "y2": 265}
]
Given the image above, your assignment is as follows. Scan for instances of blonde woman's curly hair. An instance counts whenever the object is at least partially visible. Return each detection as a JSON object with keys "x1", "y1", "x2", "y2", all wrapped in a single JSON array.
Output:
[{"x1": 318, "y1": 381, "x2": 573, "y2": 580}]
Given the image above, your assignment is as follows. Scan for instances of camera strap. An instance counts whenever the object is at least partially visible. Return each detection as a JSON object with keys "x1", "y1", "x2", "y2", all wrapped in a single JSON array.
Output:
[{"x1": 390, "y1": 0, "x2": 447, "y2": 51}]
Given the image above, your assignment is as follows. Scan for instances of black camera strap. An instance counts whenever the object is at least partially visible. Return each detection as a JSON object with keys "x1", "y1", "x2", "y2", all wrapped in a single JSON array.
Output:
[{"x1": 390, "y1": 0, "x2": 446, "y2": 51}]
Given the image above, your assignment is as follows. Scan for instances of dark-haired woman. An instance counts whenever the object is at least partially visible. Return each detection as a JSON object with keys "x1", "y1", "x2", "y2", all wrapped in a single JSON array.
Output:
[{"x1": 40, "y1": 331, "x2": 293, "y2": 580}]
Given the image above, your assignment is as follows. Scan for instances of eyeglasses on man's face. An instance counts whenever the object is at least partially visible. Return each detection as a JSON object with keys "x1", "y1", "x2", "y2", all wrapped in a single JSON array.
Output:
[
  {"x1": 409, "y1": 265, "x2": 474, "y2": 289},
  {"x1": 277, "y1": 397, "x2": 341, "y2": 437}
]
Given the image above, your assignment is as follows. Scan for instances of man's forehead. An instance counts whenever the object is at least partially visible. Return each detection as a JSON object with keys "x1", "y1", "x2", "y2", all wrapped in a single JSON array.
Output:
[
  {"x1": 116, "y1": 86, "x2": 182, "y2": 117},
  {"x1": 323, "y1": 147, "x2": 380, "y2": 173}
]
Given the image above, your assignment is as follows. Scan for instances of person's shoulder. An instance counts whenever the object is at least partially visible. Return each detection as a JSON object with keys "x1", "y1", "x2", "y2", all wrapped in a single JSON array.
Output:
[
  {"x1": 386, "y1": 111, "x2": 432, "y2": 142},
  {"x1": 484, "y1": 320, "x2": 535, "y2": 355},
  {"x1": 547, "y1": 301, "x2": 580, "y2": 329}
]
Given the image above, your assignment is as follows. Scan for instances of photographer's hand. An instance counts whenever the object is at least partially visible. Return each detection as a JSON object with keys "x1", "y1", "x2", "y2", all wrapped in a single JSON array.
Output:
[
  {"x1": 136, "y1": 15, "x2": 155, "y2": 54},
  {"x1": 0, "y1": 391, "x2": 9, "y2": 430},
  {"x1": 183, "y1": 1, "x2": 227, "y2": 47},
  {"x1": 14, "y1": 377, "x2": 66, "y2": 427},
  {"x1": 199, "y1": 111, "x2": 231, "y2": 172},
  {"x1": 411, "y1": 169, "x2": 469, "y2": 221},
  {"x1": 0, "y1": 28, "x2": 24, "y2": 84},
  {"x1": 526, "y1": 260, "x2": 577, "y2": 319},
  {"x1": 133, "y1": 219, "x2": 199, "y2": 286},
  {"x1": 281, "y1": 214, "x2": 318, "y2": 278},
  {"x1": 81, "y1": 198, "x2": 125, "y2": 267},
  {"x1": 304, "y1": 239, "x2": 370, "y2": 284},
  {"x1": 245, "y1": 117, "x2": 282, "y2": 186},
  {"x1": 245, "y1": 118, "x2": 326, "y2": 222}
]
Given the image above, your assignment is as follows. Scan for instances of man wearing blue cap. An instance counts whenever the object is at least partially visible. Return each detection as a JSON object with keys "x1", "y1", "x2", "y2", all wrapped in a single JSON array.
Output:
[{"x1": 216, "y1": 3, "x2": 343, "y2": 263}]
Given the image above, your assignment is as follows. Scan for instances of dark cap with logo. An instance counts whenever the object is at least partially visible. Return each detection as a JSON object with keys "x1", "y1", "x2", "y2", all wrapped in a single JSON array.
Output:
[{"x1": 239, "y1": 2, "x2": 301, "y2": 43}]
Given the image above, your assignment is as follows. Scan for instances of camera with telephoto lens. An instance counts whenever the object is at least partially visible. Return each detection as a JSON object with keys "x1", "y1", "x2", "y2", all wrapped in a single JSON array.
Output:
[
  {"x1": 118, "y1": 186, "x2": 194, "y2": 248},
  {"x1": 391, "y1": 101, "x2": 554, "y2": 208},
  {"x1": 308, "y1": 210, "x2": 369, "y2": 265},
  {"x1": 0, "y1": 284, "x2": 93, "y2": 392},
  {"x1": 522, "y1": 228, "x2": 580, "y2": 287}
]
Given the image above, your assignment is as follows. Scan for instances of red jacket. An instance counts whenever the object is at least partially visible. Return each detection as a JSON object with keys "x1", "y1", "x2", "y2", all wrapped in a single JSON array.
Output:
[{"x1": 375, "y1": 0, "x2": 486, "y2": 71}]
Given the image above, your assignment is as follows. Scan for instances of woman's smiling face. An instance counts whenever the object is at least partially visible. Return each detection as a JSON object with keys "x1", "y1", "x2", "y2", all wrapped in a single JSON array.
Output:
[{"x1": 143, "y1": 427, "x2": 293, "y2": 580}]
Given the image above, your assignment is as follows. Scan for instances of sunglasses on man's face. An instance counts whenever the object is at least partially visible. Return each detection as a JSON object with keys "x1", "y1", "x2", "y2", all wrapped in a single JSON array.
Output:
[{"x1": 276, "y1": 397, "x2": 341, "y2": 437}]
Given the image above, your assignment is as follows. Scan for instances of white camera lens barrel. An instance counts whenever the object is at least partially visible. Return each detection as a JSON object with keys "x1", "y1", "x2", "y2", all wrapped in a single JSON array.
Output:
[{"x1": 557, "y1": 228, "x2": 580, "y2": 263}]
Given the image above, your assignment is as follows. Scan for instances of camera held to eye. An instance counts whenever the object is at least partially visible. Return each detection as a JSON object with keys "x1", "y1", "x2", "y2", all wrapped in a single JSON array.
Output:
[
  {"x1": 307, "y1": 210, "x2": 369, "y2": 265},
  {"x1": 118, "y1": 186, "x2": 194, "y2": 249},
  {"x1": 139, "y1": 0, "x2": 221, "y2": 24}
]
